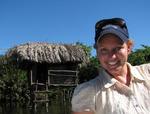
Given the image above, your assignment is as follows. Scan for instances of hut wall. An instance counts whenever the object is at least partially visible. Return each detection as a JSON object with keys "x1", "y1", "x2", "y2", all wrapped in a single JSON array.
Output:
[{"x1": 47, "y1": 63, "x2": 79, "y2": 86}]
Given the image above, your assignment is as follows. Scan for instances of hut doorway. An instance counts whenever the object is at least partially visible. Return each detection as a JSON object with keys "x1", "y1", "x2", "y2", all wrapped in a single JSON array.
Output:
[
  {"x1": 30, "y1": 63, "x2": 48, "y2": 85},
  {"x1": 36, "y1": 63, "x2": 48, "y2": 84}
]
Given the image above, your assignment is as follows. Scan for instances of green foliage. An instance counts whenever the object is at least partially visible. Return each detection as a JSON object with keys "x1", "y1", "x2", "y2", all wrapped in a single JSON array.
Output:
[
  {"x1": 76, "y1": 42, "x2": 92, "y2": 57},
  {"x1": 128, "y1": 45, "x2": 150, "y2": 65},
  {"x1": 75, "y1": 42, "x2": 100, "y2": 83},
  {"x1": 0, "y1": 56, "x2": 29, "y2": 105},
  {"x1": 78, "y1": 56, "x2": 99, "y2": 83}
]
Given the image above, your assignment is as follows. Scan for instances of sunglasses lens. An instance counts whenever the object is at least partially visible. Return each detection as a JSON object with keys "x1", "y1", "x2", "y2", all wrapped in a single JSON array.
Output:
[{"x1": 96, "y1": 18, "x2": 126, "y2": 30}]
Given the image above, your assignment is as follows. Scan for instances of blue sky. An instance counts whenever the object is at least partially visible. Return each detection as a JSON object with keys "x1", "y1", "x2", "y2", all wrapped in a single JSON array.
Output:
[{"x1": 0, "y1": 0, "x2": 150, "y2": 55}]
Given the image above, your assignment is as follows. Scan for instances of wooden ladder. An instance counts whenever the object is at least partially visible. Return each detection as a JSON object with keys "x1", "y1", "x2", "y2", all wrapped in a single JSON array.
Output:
[{"x1": 33, "y1": 80, "x2": 50, "y2": 112}]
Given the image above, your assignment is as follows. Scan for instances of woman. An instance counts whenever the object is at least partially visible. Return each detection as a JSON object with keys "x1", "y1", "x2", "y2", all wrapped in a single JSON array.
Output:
[{"x1": 71, "y1": 18, "x2": 150, "y2": 114}]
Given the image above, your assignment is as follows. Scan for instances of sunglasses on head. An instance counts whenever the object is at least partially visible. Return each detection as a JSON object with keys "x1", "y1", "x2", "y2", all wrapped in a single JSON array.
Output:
[{"x1": 95, "y1": 18, "x2": 127, "y2": 30}]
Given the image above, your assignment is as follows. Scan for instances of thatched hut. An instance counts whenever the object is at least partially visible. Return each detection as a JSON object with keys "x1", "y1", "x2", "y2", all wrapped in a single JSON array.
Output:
[{"x1": 6, "y1": 42, "x2": 89, "y2": 86}]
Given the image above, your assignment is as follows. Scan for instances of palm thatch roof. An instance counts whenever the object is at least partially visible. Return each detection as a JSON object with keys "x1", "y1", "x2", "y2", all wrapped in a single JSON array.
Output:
[{"x1": 6, "y1": 42, "x2": 89, "y2": 64}]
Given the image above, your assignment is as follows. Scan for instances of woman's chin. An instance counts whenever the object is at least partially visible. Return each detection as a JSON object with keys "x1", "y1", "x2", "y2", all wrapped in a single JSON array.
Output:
[{"x1": 106, "y1": 66, "x2": 122, "y2": 75}]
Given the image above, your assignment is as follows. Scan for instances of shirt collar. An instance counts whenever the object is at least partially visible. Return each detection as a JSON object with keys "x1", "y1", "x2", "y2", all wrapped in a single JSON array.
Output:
[
  {"x1": 100, "y1": 62, "x2": 145, "y2": 89},
  {"x1": 127, "y1": 62, "x2": 145, "y2": 81},
  {"x1": 100, "y1": 69, "x2": 117, "y2": 88}
]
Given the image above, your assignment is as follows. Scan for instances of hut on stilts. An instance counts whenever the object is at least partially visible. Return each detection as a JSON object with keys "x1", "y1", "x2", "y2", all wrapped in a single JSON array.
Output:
[{"x1": 6, "y1": 42, "x2": 89, "y2": 111}]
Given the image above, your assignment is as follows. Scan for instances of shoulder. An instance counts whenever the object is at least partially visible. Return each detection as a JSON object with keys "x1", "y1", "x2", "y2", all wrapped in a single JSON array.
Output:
[
  {"x1": 71, "y1": 77, "x2": 100, "y2": 112},
  {"x1": 73, "y1": 74, "x2": 104, "y2": 95},
  {"x1": 73, "y1": 77, "x2": 98, "y2": 98},
  {"x1": 131, "y1": 63, "x2": 150, "y2": 80},
  {"x1": 134, "y1": 63, "x2": 150, "y2": 73}
]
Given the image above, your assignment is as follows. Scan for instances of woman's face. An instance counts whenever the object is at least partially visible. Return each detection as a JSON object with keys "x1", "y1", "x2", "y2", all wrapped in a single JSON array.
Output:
[{"x1": 97, "y1": 34, "x2": 131, "y2": 76}]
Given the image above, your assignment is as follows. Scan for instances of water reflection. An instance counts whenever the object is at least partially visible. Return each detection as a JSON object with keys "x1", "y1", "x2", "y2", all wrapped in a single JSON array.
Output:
[{"x1": 0, "y1": 99, "x2": 72, "y2": 114}]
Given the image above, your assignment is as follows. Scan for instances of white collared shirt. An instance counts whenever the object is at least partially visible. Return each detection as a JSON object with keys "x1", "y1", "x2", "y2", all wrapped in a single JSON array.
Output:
[{"x1": 72, "y1": 63, "x2": 150, "y2": 114}]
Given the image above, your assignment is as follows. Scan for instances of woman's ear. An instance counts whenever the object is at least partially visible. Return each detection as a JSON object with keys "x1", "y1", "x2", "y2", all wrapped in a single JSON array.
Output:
[{"x1": 127, "y1": 39, "x2": 134, "y2": 54}]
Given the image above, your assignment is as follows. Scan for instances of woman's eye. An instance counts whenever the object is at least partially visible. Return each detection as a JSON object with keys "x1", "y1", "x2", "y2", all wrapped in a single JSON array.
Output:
[
  {"x1": 114, "y1": 47, "x2": 122, "y2": 52},
  {"x1": 100, "y1": 49, "x2": 108, "y2": 55}
]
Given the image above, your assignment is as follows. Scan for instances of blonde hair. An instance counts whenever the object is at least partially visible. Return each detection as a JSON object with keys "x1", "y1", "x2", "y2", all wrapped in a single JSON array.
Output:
[{"x1": 126, "y1": 39, "x2": 134, "y2": 52}]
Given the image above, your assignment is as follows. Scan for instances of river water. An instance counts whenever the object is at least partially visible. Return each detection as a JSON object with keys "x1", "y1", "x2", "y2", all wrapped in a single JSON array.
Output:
[{"x1": 0, "y1": 100, "x2": 72, "y2": 114}]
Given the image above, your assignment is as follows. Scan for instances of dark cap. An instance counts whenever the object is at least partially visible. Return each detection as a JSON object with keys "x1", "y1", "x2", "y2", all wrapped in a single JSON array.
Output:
[{"x1": 94, "y1": 18, "x2": 129, "y2": 48}]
